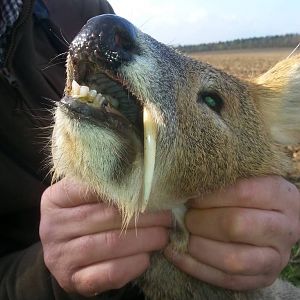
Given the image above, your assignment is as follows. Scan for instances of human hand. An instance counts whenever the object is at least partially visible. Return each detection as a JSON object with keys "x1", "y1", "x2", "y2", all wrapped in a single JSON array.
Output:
[
  {"x1": 40, "y1": 178, "x2": 172, "y2": 297},
  {"x1": 164, "y1": 176, "x2": 300, "y2": 291}
]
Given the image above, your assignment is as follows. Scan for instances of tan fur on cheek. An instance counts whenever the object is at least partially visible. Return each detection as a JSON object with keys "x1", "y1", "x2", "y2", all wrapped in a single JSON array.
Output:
[{"x1": 52, "y1": 108, "x2": 145, "y2": 227}]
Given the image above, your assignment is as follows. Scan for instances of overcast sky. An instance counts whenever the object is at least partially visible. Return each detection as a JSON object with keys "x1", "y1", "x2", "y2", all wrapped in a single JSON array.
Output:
[{"x1": 108, "y1": 0, "x2": 300, "y2": 45}]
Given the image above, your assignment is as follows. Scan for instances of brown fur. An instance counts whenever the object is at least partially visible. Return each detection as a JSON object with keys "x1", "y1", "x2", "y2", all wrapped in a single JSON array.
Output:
[{"x1": 51, "y1": 17, "x2": 300, "y2": 300}]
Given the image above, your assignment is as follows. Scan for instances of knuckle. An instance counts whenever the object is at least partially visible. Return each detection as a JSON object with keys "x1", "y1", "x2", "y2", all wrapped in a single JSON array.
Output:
[
  {"x1": 223, "y1": 211, "x2": 248, "y2": 241},
  {"x1": 102, "y1": 205, "x2": 121, "y2": 222},
  {"x1": 72, "y1": 206, "x2": 90, "y2": 222},
  {"x1": 39, "y1": 217, "x2": 61, "y2": 244},
  {"x1": 70, "y1": 270, "x2": 105, "y2": 297},
  {"x1": 71, "y1": 272, "x2": 97, "y2": 297},
  {"x1": 41, "y1": 184, "x2": 62, "y2": 209},
  {"x1": 39, "y1": 211, "x2": 62, "y2": 243},
  {"x1": 43, "y1": 245, "x2": 69, "y2": 274},
  {"x1": 77, "y1": 235, "x2": 96, "y2": 253},
  {"x1": 104, "y1": 231, "x2": 121, "y2": 250}
]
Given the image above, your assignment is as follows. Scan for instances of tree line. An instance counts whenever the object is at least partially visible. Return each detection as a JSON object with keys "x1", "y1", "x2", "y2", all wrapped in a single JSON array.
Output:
[{"x1": 176, "y1": 33, "x2": 300, "y2": 53}]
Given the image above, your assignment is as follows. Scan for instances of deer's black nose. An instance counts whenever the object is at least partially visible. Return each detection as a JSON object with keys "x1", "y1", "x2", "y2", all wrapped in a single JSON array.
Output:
[{"x1": 70, "y1": 14, "x2": 138, "y2": 69}]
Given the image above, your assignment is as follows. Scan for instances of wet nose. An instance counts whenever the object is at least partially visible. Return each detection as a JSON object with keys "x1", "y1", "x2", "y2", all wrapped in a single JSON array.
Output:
[{"x1": 70, "y1": 14, "x2": 138, "y2": 68}]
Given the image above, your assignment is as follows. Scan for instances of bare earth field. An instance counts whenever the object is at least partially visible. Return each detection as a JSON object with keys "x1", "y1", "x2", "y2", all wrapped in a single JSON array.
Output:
[
  {"x1": 190, "y1": 48, "x2": 294, "y2": 80},
  {"x1": 190, "y1": 48, "x2": 300, "y2": 284}
]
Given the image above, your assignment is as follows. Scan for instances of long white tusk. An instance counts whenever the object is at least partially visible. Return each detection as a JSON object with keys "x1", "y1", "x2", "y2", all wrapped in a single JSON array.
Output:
[{"x1": 142, "y1": 108, "x2": 157, "y2": 211}]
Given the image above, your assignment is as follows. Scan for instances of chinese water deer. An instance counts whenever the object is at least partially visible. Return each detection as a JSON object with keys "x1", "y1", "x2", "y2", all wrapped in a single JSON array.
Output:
[{"x1": 51, "y1": 14, "x2": 300, "y2": 299}]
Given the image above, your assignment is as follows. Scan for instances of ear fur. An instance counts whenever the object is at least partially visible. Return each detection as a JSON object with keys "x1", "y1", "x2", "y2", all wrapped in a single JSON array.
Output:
[{"x1": 254, "y1": 54, "x2": 300, "y2": 144}]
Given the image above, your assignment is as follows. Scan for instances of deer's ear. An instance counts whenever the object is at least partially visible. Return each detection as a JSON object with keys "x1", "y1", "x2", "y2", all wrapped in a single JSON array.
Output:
[{"x1": 254, "y1": 55, "x2": 300, "y2": 144}]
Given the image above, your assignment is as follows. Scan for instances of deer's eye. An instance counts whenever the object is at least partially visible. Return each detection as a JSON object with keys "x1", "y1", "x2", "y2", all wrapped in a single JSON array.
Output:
[{"x1": 198, "y1": 92, "x2": 224, "y2": 114}]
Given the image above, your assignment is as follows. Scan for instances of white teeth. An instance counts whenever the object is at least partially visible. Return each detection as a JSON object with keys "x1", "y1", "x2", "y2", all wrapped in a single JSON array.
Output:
[
  {"x1": 70, "y1": 80, "x2": 119, "y2": 108},
  {"x1": 89, "y1": 90, "x2": 97, "y2": 99},
  {"x1": 71, "y1": 80, "x2": 80, "y2": 96},
  {"x1": 80, "y1": 86, "x2": 89, "y2": 97},
  {"x1": 142, "y1": 108, "x2": 157, "y2": 211},
  {"x1": 95, "y1": 94, "x2": 106, "y2": 106}
]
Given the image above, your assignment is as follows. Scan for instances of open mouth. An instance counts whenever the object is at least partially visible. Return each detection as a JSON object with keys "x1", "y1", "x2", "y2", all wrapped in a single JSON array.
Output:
[
  {"x1": 60, "y1": 60, "x2": 144, "y2": 138},
  {"x1": 60, "y1": 59, "x2": 158, "y2": 209}
]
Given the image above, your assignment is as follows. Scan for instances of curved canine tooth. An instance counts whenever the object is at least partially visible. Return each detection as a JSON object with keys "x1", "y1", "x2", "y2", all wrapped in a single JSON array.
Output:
[
  {"x1": 79, "y1": 86, "x2": 89, "y2": 98},
  {"x1": 71, "y1": 80, "x2": 80, "y2": 96},
  {"x1": 142, "y1": 108, "x2": 157, "y2": 211}
]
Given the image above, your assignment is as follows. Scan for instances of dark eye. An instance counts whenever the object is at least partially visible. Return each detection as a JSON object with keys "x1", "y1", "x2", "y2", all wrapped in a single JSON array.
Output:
[{"x1": 198, "y1": 92, "x2": 224, "y2": 114}]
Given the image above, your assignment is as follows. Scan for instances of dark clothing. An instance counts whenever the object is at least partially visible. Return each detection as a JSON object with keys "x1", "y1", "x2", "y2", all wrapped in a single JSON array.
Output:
[
  {"x1": 0, "y1": 0, "x2": 23, "y2": 66},
  {"x1": 0, "y1": 0, "x2": 143, "y2": 299}
]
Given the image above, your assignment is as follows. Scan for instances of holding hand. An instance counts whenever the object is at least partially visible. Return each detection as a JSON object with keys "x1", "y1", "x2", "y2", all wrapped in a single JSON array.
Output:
[
  {"x1": 40, "y1": 179, "x2": 172, "y2": 297},
  {"x1": 165, "y1": 176, "x2": 300, "y2": 291}
]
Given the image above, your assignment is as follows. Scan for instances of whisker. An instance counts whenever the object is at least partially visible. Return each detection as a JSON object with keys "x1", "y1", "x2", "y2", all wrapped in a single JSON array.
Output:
[
  {"x1": 139, "y1": 17, "x2": 153, "y2": 29},
  {"x1": 49, "y1": 27, "x2": 70, "y2": 47},
  {"x1": 48, "y1": 52, "x2": 68, "y2": 64},
  {"x1": 59, "y1": 28, "x2": 70, "y2": 47},
  {"x1": 287, "y1": 41, "x2": 300, "y2": 58},
  {"x1": 42, "y1": 61, "x2": 66, "y2": 71}
]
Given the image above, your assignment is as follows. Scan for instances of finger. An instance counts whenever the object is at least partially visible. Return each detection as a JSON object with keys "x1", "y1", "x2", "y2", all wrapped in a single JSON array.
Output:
[
  {"x1": 64, "y1": 227, "x2": 169, "y2": 267},
  {"x1": 53, "y1": 203, "x2": 172, "y2": 239},
  {"x1": 164, "y1": 248, "x2": 276, "y2": 291},
  {"x1": 71, "y1": 253, "x2": 150, "y2": 297},
  {"x1": 188, "y1": 176, "x2": 298, "y2": 213},
  {"x1": 185, "y1": 207, "x2": 290, "y2": 250},
  {"x1": 42, "y1": 178, "x2": 100, "y2": 208},
  {"x1": 188, "y1": 235, "x2": 281, "y2": 276}
]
